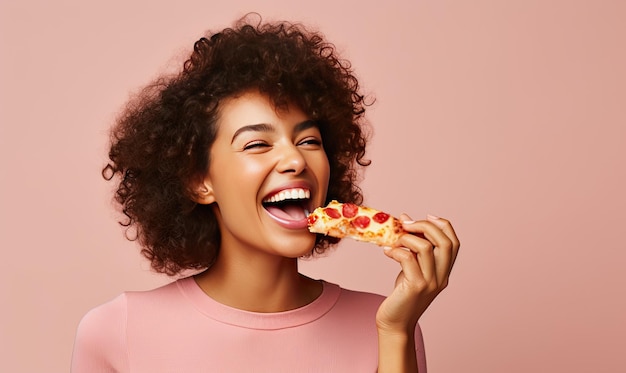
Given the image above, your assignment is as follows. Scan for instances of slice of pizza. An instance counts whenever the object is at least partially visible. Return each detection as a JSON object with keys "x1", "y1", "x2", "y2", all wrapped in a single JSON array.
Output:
[{"x1": 307, "y1": 200, "x2": 405, "y2": 246}]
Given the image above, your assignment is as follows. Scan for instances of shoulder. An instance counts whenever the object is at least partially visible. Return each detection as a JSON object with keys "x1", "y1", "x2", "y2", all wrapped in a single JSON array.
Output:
[
  {"x1": 71, "y1": 280, "x2": 180, "y2": 372},
  {"x1": 75, "y1": 293, "x2": 128, "y2": 345},
  {"x1": 76, "y1": 280, "x2": 180, "y2": 329},
  {"x1": 71, "y1": 293, "x2": 129, "y2": 372}
]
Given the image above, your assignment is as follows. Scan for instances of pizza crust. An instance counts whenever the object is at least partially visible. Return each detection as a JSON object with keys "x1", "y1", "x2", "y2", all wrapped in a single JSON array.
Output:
[{"x1": 307, "y1": 200, "x2": 405, "y2": 246}]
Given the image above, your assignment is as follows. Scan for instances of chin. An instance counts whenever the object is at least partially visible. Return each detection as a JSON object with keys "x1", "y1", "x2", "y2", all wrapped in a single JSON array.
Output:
[{"x1": 274, "y1": 234, "x2": 317, "y2": 258}]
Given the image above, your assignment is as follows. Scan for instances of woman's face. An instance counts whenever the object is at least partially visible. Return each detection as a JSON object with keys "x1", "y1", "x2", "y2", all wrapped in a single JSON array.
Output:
[{"x1": 198, "y1": 90, "x2": 330, "y2": 257}]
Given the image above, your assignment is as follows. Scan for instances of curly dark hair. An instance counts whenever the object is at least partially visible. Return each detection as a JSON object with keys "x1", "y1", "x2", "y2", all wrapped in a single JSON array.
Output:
[{"x1": 103, "y1": 15, "x2": 371, "y2": 275}]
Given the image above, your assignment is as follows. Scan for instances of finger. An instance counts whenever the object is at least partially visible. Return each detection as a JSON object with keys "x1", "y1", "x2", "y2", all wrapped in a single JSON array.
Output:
[
  {"x1": 401, "y1": 217, "x2": 453, "y2": 254},
  {"x1": 396, "y1": 233, "x2": 437, "y2": 286},
  {"x1": 426, "y1": 215, "x2": 461, "y2": 275},
  {"x1": 427, "y1": 215, "x2": 460, "y2": 251},
  {"x1": 400, "y1": 216, "x2": 453, "y2": 288},
  {"x1": 383, "y1": 246, "x2": 427, "y2": 287}
]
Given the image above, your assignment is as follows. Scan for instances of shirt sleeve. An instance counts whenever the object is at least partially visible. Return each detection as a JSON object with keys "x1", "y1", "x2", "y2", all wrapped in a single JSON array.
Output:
[
  {"x1": 415, "y1": 322, "x2": 428, "y2": 373},
  {"x1": 70, "y1": 294, "x2": 129, "y2": 373}
]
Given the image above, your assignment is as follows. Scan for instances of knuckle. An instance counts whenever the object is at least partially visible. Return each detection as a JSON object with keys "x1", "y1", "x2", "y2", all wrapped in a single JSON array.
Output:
[
  {"x1": 452, "y1": 237, "x2": 461, "y2": 248},
  {"x1": 427, "y1": 281, "x2": 439, "y2": 293},
  {"x1": 409, "y1": 279, "x2": 430, "y2": 294},
  {"x1": 395, "y1": 250, "x2": 413, "y2": 261},
  {"x1": 440, "y1": 278, "x2": 449, "y2": 290},
  {"x1": 416, "y1": 241, "x2": 434, "y2": 253}
]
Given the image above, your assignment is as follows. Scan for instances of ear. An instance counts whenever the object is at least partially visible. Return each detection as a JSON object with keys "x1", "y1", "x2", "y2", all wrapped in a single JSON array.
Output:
[{"x1": 192, "y1": 179, "x2": 216, "y2": 205}]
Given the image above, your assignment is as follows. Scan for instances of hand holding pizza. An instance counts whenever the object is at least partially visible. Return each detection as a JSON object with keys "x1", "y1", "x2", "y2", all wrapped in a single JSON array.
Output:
[
  {"x1": 307, "y1": 202, "x2": 460, "y2": 371},
  {"x1": 308, "y1": 201, "x2": 459, "y2": 328},
  {"x1": 375, "y1": 213, "x2": 460, "y2": 334}
]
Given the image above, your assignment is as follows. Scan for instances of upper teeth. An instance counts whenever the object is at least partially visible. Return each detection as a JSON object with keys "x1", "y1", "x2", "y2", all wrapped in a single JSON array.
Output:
[{"x1": 264, "y1": 188, "x2": 310, "y2": 203}]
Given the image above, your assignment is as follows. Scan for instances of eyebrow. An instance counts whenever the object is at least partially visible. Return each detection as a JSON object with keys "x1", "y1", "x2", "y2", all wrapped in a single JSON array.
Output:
[{"x1": 230, "y1": 120, "x2": 318, "y2": 144}]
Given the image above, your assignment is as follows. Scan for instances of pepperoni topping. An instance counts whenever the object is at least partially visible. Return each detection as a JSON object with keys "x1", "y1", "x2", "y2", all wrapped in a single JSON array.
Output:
[
  {"x1": 373, "y1": 212, "x2": 390, "y2": 224},
  {"x1": 307, "y1": 214, "x2": 318, "y2": 225},
  {"x1": 351, "y1": 215, "x2": 371, "y2": 229},
  {"x1": 324, "y1": 207, "x2": 341, "y2": 219},
  {"x1": 342, "y1": 203, "x2": 359, "y2": 218}
]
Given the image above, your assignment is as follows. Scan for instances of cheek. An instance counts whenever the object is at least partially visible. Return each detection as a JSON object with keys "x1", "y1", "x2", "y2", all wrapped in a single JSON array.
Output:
[
  {"x1": 211, "y1": 155, "x2": 267, "y2": 189},
  {"x1": 239, "y1": 160, "x2": 271, "y2": 178},
  {"x1": 315, "y1": 153, "x2": 331, "y2": 192},
  {"x1": 209, "y1": 160, "x2": 271, "y2": 221}
]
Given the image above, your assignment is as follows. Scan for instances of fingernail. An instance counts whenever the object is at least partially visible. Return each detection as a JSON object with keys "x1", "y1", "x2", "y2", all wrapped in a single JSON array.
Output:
[
  {"x1": 382, "y1": 246, "x2": 392, "y2": 251},
  {"x1": 402, "y1": 220, "x2": 416, "y2": 224},
  {"x1": 427, "y1": 214, "x2": 446, "y2": 229}
]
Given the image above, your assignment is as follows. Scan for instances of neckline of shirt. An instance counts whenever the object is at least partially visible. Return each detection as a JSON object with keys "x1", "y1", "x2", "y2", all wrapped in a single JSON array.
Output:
[{"x1": 176, "y1": 276, "x2": 341, "y2": 330}]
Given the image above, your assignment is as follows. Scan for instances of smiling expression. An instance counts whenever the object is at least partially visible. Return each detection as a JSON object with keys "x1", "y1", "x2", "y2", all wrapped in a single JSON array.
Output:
[{"x1": 196, "y1": 90, "x2": 330, "y2": 258}]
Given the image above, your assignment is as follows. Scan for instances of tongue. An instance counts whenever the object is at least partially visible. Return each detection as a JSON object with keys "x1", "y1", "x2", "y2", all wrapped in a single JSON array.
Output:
[{"x1": 265, "y1": 204, "x2": 306, "y2": 221}]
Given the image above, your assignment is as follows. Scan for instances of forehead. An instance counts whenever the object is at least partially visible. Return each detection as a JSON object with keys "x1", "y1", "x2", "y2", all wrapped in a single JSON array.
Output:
[{"x1": 215, "y1": 91, "x2": 307, "y2": 134}]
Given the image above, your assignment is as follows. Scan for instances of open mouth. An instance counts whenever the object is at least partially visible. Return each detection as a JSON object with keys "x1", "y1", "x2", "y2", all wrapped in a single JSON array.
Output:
[{"x1": 262, "y1": 188, "x2": 311, "y2": 225}]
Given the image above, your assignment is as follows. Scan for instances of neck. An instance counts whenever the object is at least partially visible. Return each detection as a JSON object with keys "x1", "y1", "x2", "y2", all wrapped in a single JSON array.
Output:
[{"x1": 194, "y1": 249, "x2": 322, "y2": 313}]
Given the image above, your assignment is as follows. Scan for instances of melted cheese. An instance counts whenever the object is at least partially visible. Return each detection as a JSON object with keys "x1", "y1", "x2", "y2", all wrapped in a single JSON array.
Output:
[{"x1": 307, "y1": 200, "x2": 404, "y2": 246}]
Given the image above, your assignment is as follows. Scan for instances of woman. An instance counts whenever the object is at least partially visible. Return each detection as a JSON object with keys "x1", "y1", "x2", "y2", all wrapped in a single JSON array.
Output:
[{"x1": 71, "y1": 15, "x2": 459, "y2": 372}]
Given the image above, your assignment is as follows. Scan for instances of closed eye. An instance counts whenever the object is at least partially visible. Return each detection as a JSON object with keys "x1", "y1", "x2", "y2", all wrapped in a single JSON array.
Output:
[
  {"x1": 297, "y1": 137, "x2": 323, "y2": 147},
  {"x1": 243, "y1": 141, "x2": 271, "y2": 151}
]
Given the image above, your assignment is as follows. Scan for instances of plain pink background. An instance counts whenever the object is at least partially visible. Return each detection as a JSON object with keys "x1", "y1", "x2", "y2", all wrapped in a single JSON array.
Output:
[{"x1": 1, "y1": 0, "x2": 625, "y2": 372}]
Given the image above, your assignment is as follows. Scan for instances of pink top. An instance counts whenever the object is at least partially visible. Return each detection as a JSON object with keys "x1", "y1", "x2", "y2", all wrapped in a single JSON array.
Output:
[{"x1": 71, "y1": 277, "x2": 427, "y2": 372}]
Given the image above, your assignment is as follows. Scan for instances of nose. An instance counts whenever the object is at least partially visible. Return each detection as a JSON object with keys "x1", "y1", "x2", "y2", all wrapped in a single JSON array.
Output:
[{"x1": 275, "y1": 143, "x2": 306, "y2": 174}]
